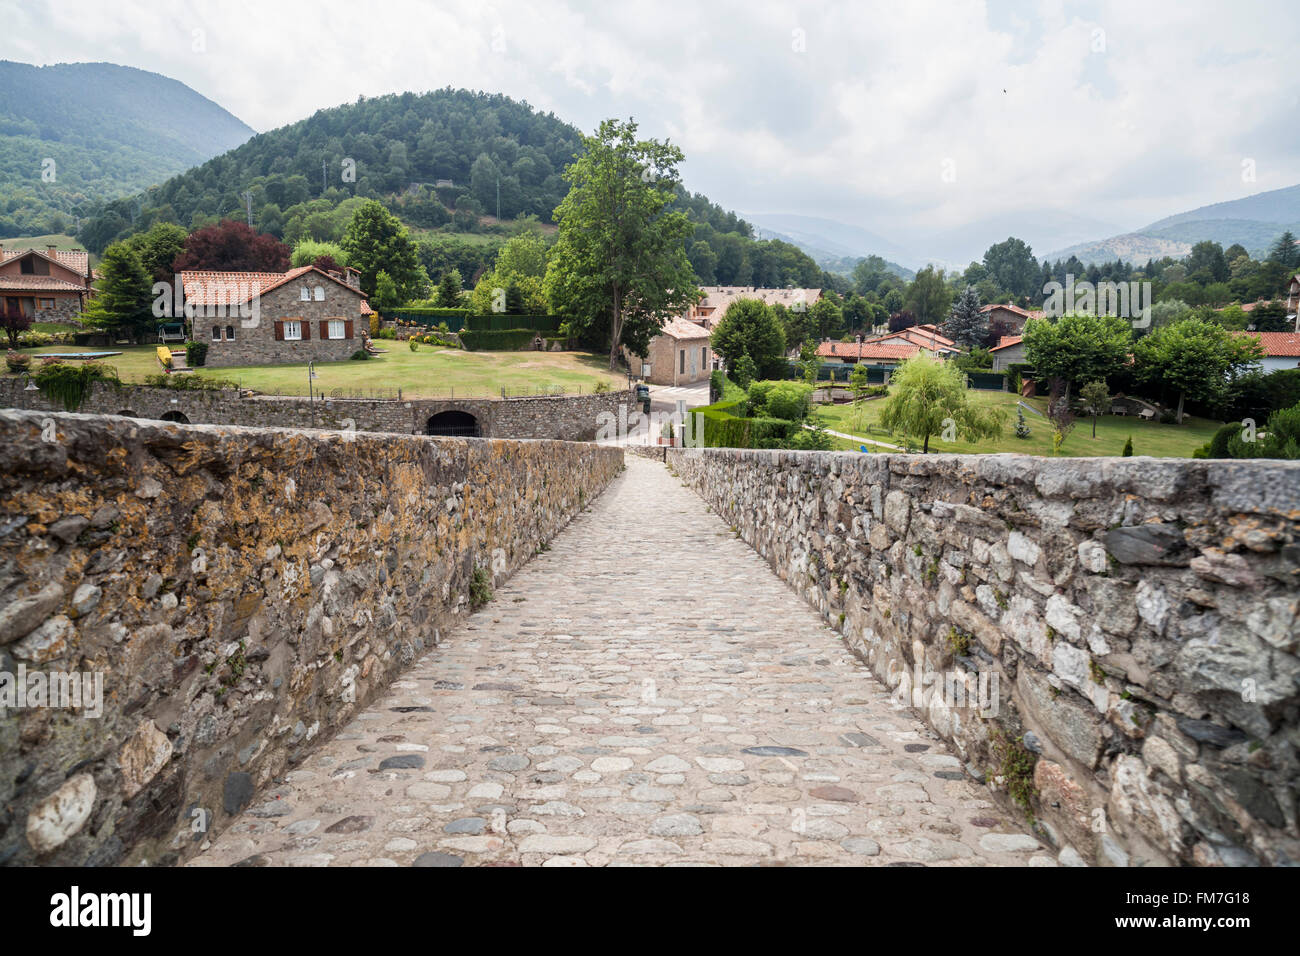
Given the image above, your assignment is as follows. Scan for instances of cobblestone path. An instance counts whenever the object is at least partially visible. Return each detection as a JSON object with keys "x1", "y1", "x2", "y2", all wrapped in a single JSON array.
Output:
[{"x1": 192, "y1": 456, "x2": 1047, "y2": 867}]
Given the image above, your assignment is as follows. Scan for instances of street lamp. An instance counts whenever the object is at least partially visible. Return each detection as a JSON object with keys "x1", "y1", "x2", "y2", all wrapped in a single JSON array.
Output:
[
  {"x1": 308, "y1": 362, "x2": 319, "y2": 426},
  {"x1": 22, "y1": 372, "x2": 37, "y2": 409}
]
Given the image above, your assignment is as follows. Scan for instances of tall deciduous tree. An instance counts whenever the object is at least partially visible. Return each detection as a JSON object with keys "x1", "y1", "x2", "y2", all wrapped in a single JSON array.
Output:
[
  {"x1": 543, "y1": 119, "x2": 699, "y2": 369},
  {"x1": 1022, "y1": 313, "x2": 1132, "y2": 401},
  {"x1": 710, "y1": 298, "x2": 787, "y2": 380},
  {"x1": 1079, "y1": 380, "x2": 1111, "y2": 438},
  {"x1": 172, "y1": 219, "x2": 290, "y2": 274},
  {"x1": 126, "y1": 222, "x2": 188, "y2": 283},
  {"x1": 944, "y1": 285, "x2": 985, "y2": 349},
  {"x1": 878, "y1": 354, "x2": 1006, "y2": 453},
  {"x1": 983, "y1": 237, "x2": 1041, "y2": 299},
  {"x1": 1134, "y1": 318, "x2": 1264, "y2": 423},
  {"x1": 905, "y1": 266, "x2": 952, "y2": 326},
  {"x1": 341, "y1": 200, "x2": 428, "y2": 302}
]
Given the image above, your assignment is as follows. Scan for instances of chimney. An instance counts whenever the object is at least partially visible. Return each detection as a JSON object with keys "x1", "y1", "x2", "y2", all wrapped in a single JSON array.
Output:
[
  {"x1": 856, "y1": 334, "x2": 862, "y2": 344},
  {"x1": 48, "y1": 245, "x2": 57, "y2": 256},
  {"x1": 344, "y1": 267, "x2": 361, "y2": 290}
]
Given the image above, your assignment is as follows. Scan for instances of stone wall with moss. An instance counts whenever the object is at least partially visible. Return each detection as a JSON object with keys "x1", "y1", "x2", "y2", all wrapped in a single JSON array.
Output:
[
  {"x1": 0, "y1": 410, "x2": 622, "y2": 865},
  {"x1": 666, "y1": 446, "x2": 1300, "y2": 867}
]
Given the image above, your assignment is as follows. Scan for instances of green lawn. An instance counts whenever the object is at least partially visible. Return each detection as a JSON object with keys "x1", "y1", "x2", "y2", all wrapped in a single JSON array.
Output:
[
  {"x1": 813, "y1": 389, "x2": 1221, "y2": 458},
  {"x1": 11, "y1": 344, "x2": 627, "y2": 399}
]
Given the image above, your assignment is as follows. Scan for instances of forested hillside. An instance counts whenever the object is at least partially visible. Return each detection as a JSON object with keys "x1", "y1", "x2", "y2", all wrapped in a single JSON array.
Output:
[{"x1": 0, "y1": 60, "x2": 253, "y2": 237}]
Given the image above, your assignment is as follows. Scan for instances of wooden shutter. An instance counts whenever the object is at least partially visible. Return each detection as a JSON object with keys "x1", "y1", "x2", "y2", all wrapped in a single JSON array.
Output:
[
  {"x1": 319, "y1": 320, "x2": 329, "y2": 340},
  {"x1": 301, "y1": 320, "x2": 311, "y2": 341},
  {"x1": 274, "y1": 321, "x2": 283, "y2": 341},
  {"x1": 344, "y1": 319, "x2": 354, "y2": 339}
]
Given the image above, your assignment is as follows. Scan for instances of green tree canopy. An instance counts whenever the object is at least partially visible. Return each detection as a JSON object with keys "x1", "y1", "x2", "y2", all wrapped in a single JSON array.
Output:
[
  {"x1": 944, "y1": 285, "x2": 985, "y2": 349},
  {"x1": 543, "y1": 118, "x2": 699, "y2": 368},
  {"x1": 1134, "y1": 317, "x2": 1264, "y2": 423},
  {"x1": 710, "y1": 298, "x2": 787, "y2": 380},
  {"x1": 341, "y1": 199, "x2": 428, "y2": 302},
  {"x1": 1022, "y1": 313, "x2": 1133, "y2": 400},
  {"x1": 85, "y1": 242, "x2": 154, "y2": 342},
  {"x1": 878, "y1": 354, "x2": 1006, "y2": 453}
]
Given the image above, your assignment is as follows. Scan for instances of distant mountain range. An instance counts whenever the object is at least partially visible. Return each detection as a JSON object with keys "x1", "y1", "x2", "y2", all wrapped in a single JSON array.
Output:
[
  {"x1": 1042, "y1": 184, "x2": 1300, "y2": 264},
  {"x1": 743, "y1": 213, "x2": 914, "y2": 278},
  {"x1": 0, "y1": 60, "x2": 254, "y2": 237}
]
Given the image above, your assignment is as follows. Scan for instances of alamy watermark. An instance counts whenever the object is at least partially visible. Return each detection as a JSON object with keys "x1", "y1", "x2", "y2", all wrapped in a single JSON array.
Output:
[{"x1": 0, "y1": 664, "x2": 103, "y2": 718}]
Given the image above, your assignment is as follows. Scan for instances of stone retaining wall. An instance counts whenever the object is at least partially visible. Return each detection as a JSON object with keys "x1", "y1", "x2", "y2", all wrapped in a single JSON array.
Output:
[
  {"x1": 0, "y1": 379, "x2": 634, "y2": 442},
  {"x1": 0, "y1": 410, "x2": 623, "y2": 865},
  {"x1": 666, "y1": 446, "x2": 1300, "y2": 867}
]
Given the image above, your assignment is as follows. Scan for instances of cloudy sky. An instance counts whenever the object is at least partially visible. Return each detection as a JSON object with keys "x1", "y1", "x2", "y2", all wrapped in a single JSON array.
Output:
[{"x1": 3, "y1": 0, "x2": 1297, "y2": 261}]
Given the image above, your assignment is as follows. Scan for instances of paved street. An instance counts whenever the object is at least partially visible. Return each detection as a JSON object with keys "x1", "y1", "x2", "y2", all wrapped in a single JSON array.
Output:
[{"x1": 191, "y1": 455, "x2": 1045, "y2": 867}]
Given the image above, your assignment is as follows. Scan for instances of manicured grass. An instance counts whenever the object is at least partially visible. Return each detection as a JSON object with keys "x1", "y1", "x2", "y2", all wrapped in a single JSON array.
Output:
[
  {"x1": 11, "y1": 344, "x2": 627, "y2": 398},
  {"x1": 813, "y1": 389, "x2": 1221, "y2": 458}
]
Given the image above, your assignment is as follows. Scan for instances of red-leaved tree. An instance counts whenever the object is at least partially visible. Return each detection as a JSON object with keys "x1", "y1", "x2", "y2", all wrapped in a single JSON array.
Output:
[
  {"x1": 2, "y1": 303, "x2": 32, "y2": 348},
  {"x1": 171, "y1": 220, "x2": 291, "y2": 273}
]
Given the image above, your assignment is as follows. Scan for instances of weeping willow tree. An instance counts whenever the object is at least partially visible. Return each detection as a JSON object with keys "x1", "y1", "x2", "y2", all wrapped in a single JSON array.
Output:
[
  {"x1": 33, "y1": 360, "x2": 121, "y2": 411},
  {"x1": 878, "y1": 354, "x2": 1006, "y2": 453}
]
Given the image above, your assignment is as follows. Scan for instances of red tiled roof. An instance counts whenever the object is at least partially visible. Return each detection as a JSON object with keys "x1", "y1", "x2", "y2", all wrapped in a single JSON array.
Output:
[
  {"x1": 360, "y1": 299, "x2": 374, "y2": 316},
  {"x1": 179, "y1": 265, "x2": 362, "y2": 306},
  {"x1": 1245, "y1": 332, "x2": 1300, "y2": 357},
  {"x1": 990, "y1": 335, "x2": 1024, "y2": 352},
  {"x1": 0, "y1": 275, "x2": 87, "y2": 292},
  {"x1": 1, "y1": 246, "x2": 90, "y2": 277},
  {"x1": 817, "y1": 340, "x2": 920, "y2": 361},
  {"x1": 658, "y1": 317, "x2": 712, "y2": 340},
  {"x1": 879, "y1": 327, "x2": 956, "y2": 349}
]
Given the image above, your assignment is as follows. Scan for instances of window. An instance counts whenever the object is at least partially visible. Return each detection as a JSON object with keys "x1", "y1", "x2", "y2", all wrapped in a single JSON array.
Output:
[
  {"x1": 226, "y1": 325, "x2": 235, "y2": 341},
  {"x1": 300, "y1": 286, "x2": 310, "y2": 301},
  {"x1": 211, "y1": 325, "x2": 221, "y2": 341},
  {"x1": 284, "y1": 320, "x2": 302, "y2": 340},
  {"x1": 701, "y1": 346, "x2": 707, "y2": 368},
  {"x1": 328, "y1": 319, "x2": 346, "y2": 339},
  {"x1": 38, "y1": 298, "x2": 55, "y2": 310},
  {"x1": 313, "y1": 286, "x2": 325, "y2": 301},
  {"x1": 680, "y1": 349, "x2": 686, "y2": 374}
]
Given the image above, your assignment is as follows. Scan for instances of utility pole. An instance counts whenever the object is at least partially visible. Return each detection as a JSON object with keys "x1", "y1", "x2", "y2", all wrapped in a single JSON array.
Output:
[
  {"x1": 241, "y1": 191, "x2": 253, "y2": 227},
  {"x1": 496, "y1": 177, "x2": 500, "y2": 220},
  {"x1": 322, "y1": 161, "x2": 328, "y2": 194}
]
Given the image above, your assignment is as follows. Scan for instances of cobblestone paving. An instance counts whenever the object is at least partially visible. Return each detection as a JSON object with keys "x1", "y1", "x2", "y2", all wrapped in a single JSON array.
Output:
[{"x1": 192, "y1": 456, "x2": 1048, "y2": 867}]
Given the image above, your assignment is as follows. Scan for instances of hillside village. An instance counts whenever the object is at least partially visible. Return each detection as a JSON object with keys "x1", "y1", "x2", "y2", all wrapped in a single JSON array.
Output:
[{"x1": 2, "y1": 5, "x2": 1299, "y2": 887}]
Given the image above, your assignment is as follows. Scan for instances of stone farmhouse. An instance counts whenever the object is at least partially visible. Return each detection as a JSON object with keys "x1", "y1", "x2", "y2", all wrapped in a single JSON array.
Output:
[
  {"x1": 179, "y1": 265, "x2": 372, "y2": 368},
  {"x1": 980, "y1": 302, "x2": 1043, "y2": 335},
  {"x1": 628, "y1": 318, "x2": 713, "y2": 386},
  {"x1": 0, "y1": 243, "x2": 93, "y2": 323}
]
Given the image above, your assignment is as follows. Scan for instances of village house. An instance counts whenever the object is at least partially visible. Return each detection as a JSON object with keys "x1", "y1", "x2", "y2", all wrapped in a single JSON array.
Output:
[
  {"x1": 628, "y1": 318, "x2": 713, "y2": 386},
  {"x1": 1243, "y1": 331, "x2": 1300, "y2": 373},
  {"x1": 179, "y1": 264, "x2": 370, "y2": 368},
  {"x1": 684, "y1": 286, "x2": 823, "y2": 330},
  {"x1": 980, "y1": 303, "x2": 1043, "y2": 335},
  {"x1": 815, "y1": 339, "x2": 920, "y2": 368},
  {"x1": 1285, "y1": 274, "x2": 1300, "y2": 328},
  {"x1": 989, "y1": 335, "x2": 1026, "y2": 371},
  {"x1": 0, "y1": 243, "x2": 93, "y2": 323}
]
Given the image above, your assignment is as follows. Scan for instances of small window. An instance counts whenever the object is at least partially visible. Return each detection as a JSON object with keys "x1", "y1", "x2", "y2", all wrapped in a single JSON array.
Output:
[
  {"x1": 284, "y1": 320, "x2": 302, "y2": 340},
  {"x1": 211, "y1": 325, "x2": 221, "y2": 341},
  {"x1": 680, "y1": 349, "x2": 685, "y2": 374},
  {"x1": 38, "y1": 298, "x2": 55, "y2": 310},
  {"x1": 328, "y1": 319, "x2": 345, "y2": 340},
  {"x1": 226, "y1": 325, "x2": 235, "y2": 341},
  {"x1": 300, "y1": 287, "x2": 310, "y2": 301},
  {"x1": 313, "y1": 286, "x2": 325, "y2": 301},
  {"x1": 701, "y1": 346, "x2": 707, "y2": 368}
]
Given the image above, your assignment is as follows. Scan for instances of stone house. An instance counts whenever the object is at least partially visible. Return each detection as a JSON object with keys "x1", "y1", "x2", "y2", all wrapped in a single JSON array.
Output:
[
  {"x1": 0, "y1": 244, "x2": 92, "y2": 323},
  {"x1": 979, "y1": 303, "x2": 1043, "y2": 335},
  {"x1": 627, "y1": 318, "x2": 713, "y2": 386},
  {"x1": 180, "y1": 265, "x2": 370, "y2": 368},
  {"x1": 684, "y1": 286, "x2": 823, "y2": 330}
]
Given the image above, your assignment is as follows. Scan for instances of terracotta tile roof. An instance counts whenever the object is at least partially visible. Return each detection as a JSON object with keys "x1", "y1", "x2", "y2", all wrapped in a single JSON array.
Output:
[
  {"x1": 179, "y1": 265, "x2": 363, "y2": 306},
  {"x1": 1245, "y1": 332, "x2": 1300, "y2": 357},
  {"x1": 816, "y1": 340, "x2": 920, "y2": 361},
  {"x1": 879, "y1": 326, "x2": 956, "y2": 350},
  {"x1": 360, "y1": 299, "x2": 374, "y2": 316},
  {"x1": 0, "y1": 275, "x2": 87, "y2": 292},
  {"x1": 990, "y1": 335, "x2": 1024, "y2": 352},
  {"x1": 659, "y1": 317, "x2": 712, "y2": 340},
  {"x1": 1, "y1": 246, "x2": 90, "y2": 277}
]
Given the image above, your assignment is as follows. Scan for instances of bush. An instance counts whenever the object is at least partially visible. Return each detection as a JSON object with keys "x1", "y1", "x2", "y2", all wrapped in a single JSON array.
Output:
[
  {"x1": 1122, "y1": 436, "x2": 1133, "y2": 456},
  {"x1": 785, "y1": 420, "x2": 834, "y2": 450},
  {"x1": 142, "y1": 373, "x2": 237, "y2": 390},
  {"x1": 749, "y1": 380, "x2": 813, "y2": 421},
  {"x1": 1158, "y1": 411, "x2": 1177, "y2": 425},
  {"x1": 349, "y1": 348, "x2": 371, "y2": 361},
  {"x1": 34, "y1": 361, "x2": 120, "y2": 411},
  {"x1": 5, "y1": 350, "x2": 30, "y2": 373},
  {"x1": 409, "y1": 338, "x2": 418, "y2": 352},
  {"x1": 593, "y1": 380, "x2": 611, "y2": 393},
  {"x1": 185, "y1": 341, "x2": 209, "y2": 367},
  {"x1": 462, "y1": 313, "x2": 560, "y2": 333},
  {"x1": 375, "y1": 328, "x2": 397, "y2": 340},
  {"x1": 368, "y1": 315, "x2": 380, "y2": 337},
  {"x1": 459, "y1": 328, "x2": 537, "y2": 351}
]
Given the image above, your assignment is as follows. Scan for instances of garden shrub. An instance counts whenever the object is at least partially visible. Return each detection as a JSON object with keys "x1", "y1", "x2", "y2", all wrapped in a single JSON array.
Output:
[
  {"x1": 459, "y1": 328, "x2": 537, "y2": 351},
  {"x1": 350, "y1": 348, "x2": 371, "y2": 361},
  {"x1": 5, "y1": 350, "x2": 30, "y2": 373},
  {"x1": 34, "y1": 360, "x2": 119, "y2": 411},
  {"x1": 185, "y1": 341, "x2": 209, "y2": 367}
]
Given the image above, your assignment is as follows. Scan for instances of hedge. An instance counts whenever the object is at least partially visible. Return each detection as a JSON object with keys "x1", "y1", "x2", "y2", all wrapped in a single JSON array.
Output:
[
  {"x1": 688, "y1": 397, "x2": 796, "y2": 449},
  {"x1": 459, "y1": 328, "x2": 539, "y2": 351},
  {"x1": 387, "y1": 307, "x2": 470, "y2": 331},
  {"x1": 463, "y1": 314, "x2": 561, "y2": 333}
]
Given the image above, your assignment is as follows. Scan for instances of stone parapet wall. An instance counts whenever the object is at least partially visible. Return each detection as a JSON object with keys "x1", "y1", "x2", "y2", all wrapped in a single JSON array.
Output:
[
  {"x1": 0, "y1": 379, "x2": 634, "y2": 443},
  {"x1": 666, "y1": 447, "x2": 1300, "y2": 867},
  {"x1": 0, "y1": 410, "x2": 623, "y2": 865}
]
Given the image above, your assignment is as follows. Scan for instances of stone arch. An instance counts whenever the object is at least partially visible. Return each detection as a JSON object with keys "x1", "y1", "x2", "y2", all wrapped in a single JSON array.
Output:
[
  {"x1": 424, "y1": 410, "x2": 480, "y2": 437},
  {"x1": 160, "y1": 410, "x2": 191, "y2": 424}
]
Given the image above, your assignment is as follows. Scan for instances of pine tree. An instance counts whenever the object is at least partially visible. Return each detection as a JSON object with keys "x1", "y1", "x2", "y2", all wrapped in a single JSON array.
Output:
[
  {"x1": 1268, "y1": 230, "x2": 1298, "y2": 270},
  {"x1": 1014, "y1": 405, "x2": 1030, "y2": 439},
  {"x1": 435, "y1": 269, "x2": 463, "y2": 308},
  {"x1": 943, "y1": 285, "x2": 986, "y2": 349}
]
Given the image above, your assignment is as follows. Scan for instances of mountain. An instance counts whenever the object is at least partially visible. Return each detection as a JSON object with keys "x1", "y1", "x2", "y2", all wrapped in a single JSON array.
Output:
[
  {"x1": 744, "y1": 212, "x2": 914, "y2": 278},
  {"x1": 0, "y1": 60, "x2": 254, "y2": 237},
  {"x1": 910, "y1": 210, "x2": 1124, "y2": 270},
  {"x1": 1043, "y1": 184, "x2": 1300, "y2": 264}
]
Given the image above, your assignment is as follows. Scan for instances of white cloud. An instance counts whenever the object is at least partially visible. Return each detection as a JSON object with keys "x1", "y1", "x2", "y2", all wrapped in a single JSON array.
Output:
[{"x1": 2, "y1": 0, "x2": 1296, "y2": 255}]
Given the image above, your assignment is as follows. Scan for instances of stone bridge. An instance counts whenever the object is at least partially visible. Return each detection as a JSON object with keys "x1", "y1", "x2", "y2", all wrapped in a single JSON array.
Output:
[{"x1": 1, "y1": 411, "x2": 1296, "y2": 867}]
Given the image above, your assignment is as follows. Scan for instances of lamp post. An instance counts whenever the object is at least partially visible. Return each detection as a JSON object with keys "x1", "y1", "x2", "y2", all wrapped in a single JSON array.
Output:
[
  {"x1": 308, "y1": 361, "x2": 318, "y2": 426},
  {"x1": 22, "y1": 372, "x2": 38, "y2": 410}
]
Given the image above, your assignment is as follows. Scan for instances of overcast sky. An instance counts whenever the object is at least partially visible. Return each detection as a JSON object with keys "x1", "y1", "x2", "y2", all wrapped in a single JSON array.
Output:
[{"x1": 3, "y1": 0, "x2": 1297, "y2": 259}]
